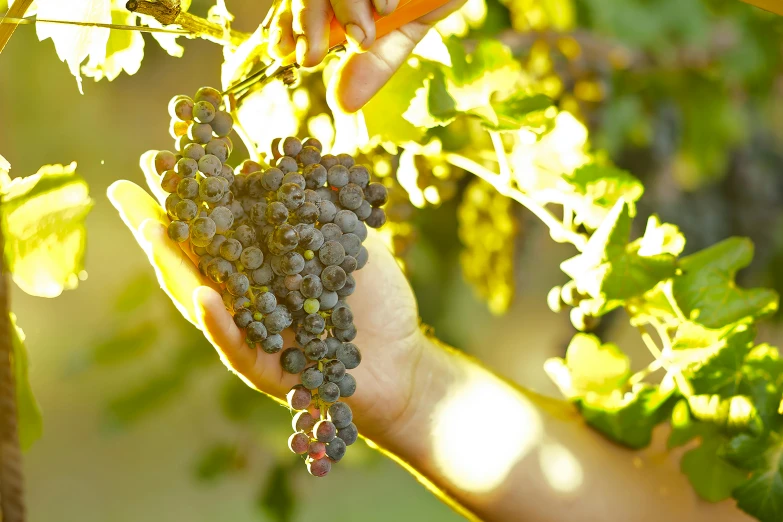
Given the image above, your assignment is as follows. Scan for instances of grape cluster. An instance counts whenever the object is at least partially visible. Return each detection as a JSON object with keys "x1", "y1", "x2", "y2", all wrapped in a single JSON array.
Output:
[
  {"x1": 155, "y1": 86, "x2": 388, "y2": 477},
  {"x1": 547, "y1": 280, "x2": 600, "y2": 332}
]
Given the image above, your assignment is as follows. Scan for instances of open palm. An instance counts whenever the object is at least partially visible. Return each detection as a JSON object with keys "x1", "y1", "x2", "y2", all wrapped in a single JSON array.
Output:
[{"x1": 108, "y1": 150, "x2": 424, "y2": 443}]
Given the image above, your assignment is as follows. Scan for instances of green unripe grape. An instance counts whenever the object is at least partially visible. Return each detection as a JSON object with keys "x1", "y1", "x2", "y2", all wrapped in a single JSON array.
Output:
[{"x1": 303, "y1": 298, "x2": 320, "y2": 314}]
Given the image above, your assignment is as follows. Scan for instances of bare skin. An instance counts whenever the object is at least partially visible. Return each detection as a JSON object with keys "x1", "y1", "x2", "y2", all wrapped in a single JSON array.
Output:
[{"x1": 107, "y1": 151, "x2": 752, "y2": 522}]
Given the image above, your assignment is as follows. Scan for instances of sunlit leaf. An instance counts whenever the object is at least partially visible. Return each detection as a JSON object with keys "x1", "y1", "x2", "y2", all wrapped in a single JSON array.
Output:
[
  {"x1": 11, "y1": 314, "x2": 42, "y2": 451},
  {"x1": 637, "y1": 215, "x2": 685, "y2": 257},
  {"x1": 403, "y1": 67, "x2": 457, "y2": 129},
  {"x1": 673, "y1": 237, "x2": 779, "y2": 329},
  {"x1": 545, "y1": 333, "x2": 629, "y2": 397},
  {"x1": 476, "y1": 92, "x2": 553, "y2": 132},
  {"x1": 36, "y1": 0, "x2": 111, "y2": 92},
  {"x1": 1, "y1": 162, "x2": 93, "y2": 298},
  {"x1": 363, "y1": 61, "x2": 429, "y2": 143},
  {"x1": 680, "y1": 429, "x2": 748, "y2": 502},
  {"x1": 82, "y1": 8, "x2": 145, "y2": 82},
  {"x1": 561, "y1": 199, "x2": 677, "y2": 313}
]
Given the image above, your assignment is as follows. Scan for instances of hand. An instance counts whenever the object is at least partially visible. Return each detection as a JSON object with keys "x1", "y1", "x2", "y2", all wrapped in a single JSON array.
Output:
[
  {"x1": 107, "y1": 150, "x2": 426, "y2": 443},
  {"x1": 265, "y1": 0, "x2": 467, "y2": 112}
]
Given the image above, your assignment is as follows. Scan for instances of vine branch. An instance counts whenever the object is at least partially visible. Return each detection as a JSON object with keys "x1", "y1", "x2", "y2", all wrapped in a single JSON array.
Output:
[
  {"x1": 125, "y1": 0, "x2": 250, "y2": 47},
  {"x1": 0, "y1": 0, "x2": 34, "y2": 54},
  {"x1": 443, "y1": 152, "x2": 588, "y2": 251}
]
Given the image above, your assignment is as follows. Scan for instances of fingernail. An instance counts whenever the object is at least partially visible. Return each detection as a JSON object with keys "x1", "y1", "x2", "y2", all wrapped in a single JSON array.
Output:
[
  {"x1": 373, "y1": 0, "x2": 389, "y2": 15},
  {"x1": 345, "y1": 24, "x2": 366, "y2": 51},
  {"x1": 296, "y1": 35, "x2": 308, "y2": 66}
]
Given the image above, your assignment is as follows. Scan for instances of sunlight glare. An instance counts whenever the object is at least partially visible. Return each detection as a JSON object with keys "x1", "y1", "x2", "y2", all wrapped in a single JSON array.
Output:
[
  {"x1": 538, "y1": 442, "x2": 584, "y2": 493},
  {"x1": 431, "y1": 373, "x2": 543, "y2": 493}
]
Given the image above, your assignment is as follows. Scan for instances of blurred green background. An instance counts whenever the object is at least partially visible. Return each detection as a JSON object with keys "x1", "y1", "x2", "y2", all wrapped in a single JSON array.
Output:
[{"x1": 2, "y1": 0, "x2": 783, "y2": 520}]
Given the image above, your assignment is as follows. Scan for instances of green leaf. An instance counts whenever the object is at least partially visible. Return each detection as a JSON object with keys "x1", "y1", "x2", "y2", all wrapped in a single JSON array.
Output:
[
  {"x1": 681, "y1": 431, "x2": 748, "y2": 502},
  {"x1": 563, "y1": 163, "x2": 644, "y2": 230},
  {"x1": 11, "y1": 315, "x2": 42, "y2": 451},
  {"x1": 1, "y1": 162, "x2": 93, "y2": 298},
  {"x1": 685, "y1": 324, "x2": 756, "y2": 396},
  {"x1": 561, "y1": 199, "x2": 677, "y2": 312},
  {"x1": 668, "y1": 399, "x2": 712, "y2": 449},
  {"x1": 36, "y1": 0, "x2": 112, "y2": 92},
  {"x1": 363, "y1": 61, "x2": 429, "y2": 143},
  {"x1": 722, "y1": 433, "x2": 770, "y2": 471},
  {"x1": 577, "y1": 385, "x2": 675, "y2": 449},
  {"x1": 545, "y1": 333, "x2": 630, "y2": 397},
  {"x1": 82, "y1": 8, "x2": 145, "y2": 81},
  {"x1": 427, "y1": 68, "x2": 458, "y2": 121},
  {"x1": 732, "y1": 434, "x2": 783, "y2": 522},
  {"x1": 194, "y1": 443, "x2": 245, "y2": 482},
  {"x1": 687, "y1": 395, "x2": 762, "y2": 435},
  {"x1": 475, "y1": 92, "x2": 554, "y2": 132},
  {"x1": 673, "y1": 237, "x2": 779, "y2": 329},
  {"x1": 257, "y1": 463, "x2": 295, "y2": 522}
]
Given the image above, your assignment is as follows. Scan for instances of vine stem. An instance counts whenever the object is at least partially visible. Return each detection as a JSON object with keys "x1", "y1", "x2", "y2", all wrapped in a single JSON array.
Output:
[
  {"x1": 0, "y1": 0, "x2": 35, "y2": 53},
  {"x1": 125, "y1": 0, "x2": 250, "y2": 47},
  {"x1": 489, "y1": 131, "x2": 511, "y2": 186},
  {"x1": 442, "y1": 152, "x2": 588, "y2": 251},
  {"x1": 0, "y1": 199, "x2": 25, "y2": 522}
]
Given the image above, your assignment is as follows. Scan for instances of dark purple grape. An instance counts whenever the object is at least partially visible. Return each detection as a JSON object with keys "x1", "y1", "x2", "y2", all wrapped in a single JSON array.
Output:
[
  {"x1": 288, "y1": 432, "x2": 309, "y2": 454},
  {"x1": 338, "y1": 183, "x2": 364, "y2": 210},
  {"x1": 220, "y1": 238, "x2": 243, "y2": 261},
  {"x1": 307, "y1": 456, "x2": 331, "y2": 477},
  {"x1": 276, "y1": 156, "x2": 298, "y2": 173},
  {"x1": 336, "y1": 374, "x2": 356, "y2": 398},
  {"x1": 298, "y1": 146, "x2": 322, "y2": 166},
  {"x1": 324, "y1": 337, "x2": 341, "y2": 359},
  {"x1": 281, "y1": 348, "x2": 307, "y2": 374},
  {"x1": 246, "y1": 321, "x2": 267, "y2": 342},
  {"x1": 326, "y1": 437, "x2": 346, "y2": 461},
  {"x1": 301, "y1": 366, "x2": 324, "y2": 389},
  {"x1": 287, "y1": 384, "x2": 312, "y2": 410},
  {"x1": 305, "y1": 339, "x2": 328, "y2": 361},
  {"x1": 318, "y1": 382, "x2": 340, "y2": 403},
  {"x1": 364, "y1": 182, "x2": 388, "y2": 207},
  {"x1": 322, "y1": 265, "x2": 347, "y2": 291},
  {"x1": 337, "y1": 422, "x2": 358, "y2": 445},
  {"x1": 324, "y1": 359, "x2": 346, "y2": 383},
  {"x1": 327, "y1": 165, "x2": 350, "y2": 188},
  {"x1": 283, "y1": 136, "x2": 302, "y2": 157},
  {"x1": 327, "y1": 402, "x2": 353, "y2": 429},
  {"x1": 262, "y1": 167, "x2": 284, "y2": 191},
  {"x1": 234, "y1": 308, "x2": 253, "y2": 329},
  {"x1": 314, "y1": 420, "x2": 337, "y2": 442},
  {"x1": 293, "y1": 411, "x2": 316, "y2": 433},
  {"x1": 303, "y1": 137, "x2": 323, "y2": 152},
  {"x1": 320, "y1": 154, "x2": 338, "y2": 170},
  {"x1": 261, "y1": 334, "x2": 283, "y2": 353},
  {"x1": 365, "y1": 207, "x2": 387, "y2": 228}
]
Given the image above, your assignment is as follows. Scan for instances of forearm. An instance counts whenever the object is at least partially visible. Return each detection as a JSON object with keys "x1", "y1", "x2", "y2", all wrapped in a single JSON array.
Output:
[{"x1": 366, "y1": 333, "x2": 751, "y2": 522}]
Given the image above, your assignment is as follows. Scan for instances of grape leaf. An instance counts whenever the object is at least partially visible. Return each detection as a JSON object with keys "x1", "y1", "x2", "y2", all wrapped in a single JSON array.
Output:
[
  {"x1": 668, "y1": 399, "x2": 713, "y2": 449},
  {"x1": 474, "y1": 92, "x2": 554, "y2": 132},
  {"x1": 732, "y1": 434, "x2": 783, "y2": 522},
  {"x1": 721, "y1": 433, "x2": 770, "y2": 471},
  {"x1": 1, "y1": 162, "x2": 93, "y2": 298},
  {"x1": 544, "y1": 333, "x2": 630, "y2": 397},
  {"x1": 563, "y1": 163, "x2": 644, "y2": 230},
  {"x1": 577, "y1": 385, "x2": 675, "y2": 449},
  {"x1": 363, "y1": 61, "x2": 429, "y2": 143},
  {"x1": 82, "y1": 8, "x2": 145, "y2": 81},
  {"x1": 36, "y1": 0, "x2": 111, "y2": 92},
  {"x1": 681, "y1": 430, "x2": 748, "y2": 502},
  {"x1": 11, "y1": 315, "x2": 42, "y2": 451},
  {"x1": 673, "y1": 237, "x2": 779, "y2": 329},
  {"x1": 403, "y1": 67, "x2": 457, "y2": 129},
  {"x1": 561, "y1": 199, "x2": 677, "y2": 313},
  {"x1": 687, "y1": 395, "x2": 762, "y2": 435}
]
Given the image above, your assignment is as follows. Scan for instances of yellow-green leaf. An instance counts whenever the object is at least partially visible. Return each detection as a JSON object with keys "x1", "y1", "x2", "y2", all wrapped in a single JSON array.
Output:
[
  {"x1": 1, "y1": 162, "x2": 93, "y2": 298},
  {"x1": 82, "y1": 8, "x2": 145, "y2": 82},
  {"x1": 11, "y1": 314, "x2": 42, "y2": 451}
]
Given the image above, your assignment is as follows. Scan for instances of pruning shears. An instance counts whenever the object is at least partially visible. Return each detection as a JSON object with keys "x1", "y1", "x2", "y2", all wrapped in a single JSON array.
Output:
[{"x1": 224, "y1": 0, "x2": 450, "y2": 97}]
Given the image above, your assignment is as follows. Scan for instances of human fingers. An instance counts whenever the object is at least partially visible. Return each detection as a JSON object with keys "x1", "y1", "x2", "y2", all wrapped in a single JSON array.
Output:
[
  {"x1": 140, "y1": 149, "x2": 168, "y2": 206},
  {"x1": 292, "y1": 0, "x2": 332, "y2": 67},
  {"x1": 269, "y1": 0, "x2": 296, "y2": 59},
  {"x1": 330, "y1": 0, "x2": 376, "y2": 52}
]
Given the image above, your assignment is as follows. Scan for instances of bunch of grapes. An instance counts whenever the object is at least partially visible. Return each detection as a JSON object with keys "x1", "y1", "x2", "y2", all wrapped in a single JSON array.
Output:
[
  {"x1": 155, "y1": 86, "x2": 388, "y2": 477},
  {"x1": 547, "y1": 280, "x2": 600, "y2": 332}
]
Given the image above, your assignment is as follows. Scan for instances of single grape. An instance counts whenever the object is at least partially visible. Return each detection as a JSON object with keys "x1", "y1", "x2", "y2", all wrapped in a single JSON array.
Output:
[
  {"x1": 206, "y1": 234, "x2": 227, "y2": 257},
  {"x1": 161, "y1": 170, "x2": 182, "y2": 193},
  {"x1": 354, "y1": 200, "x2": 372, "y2": 221},
  {"x1": 284, "y1": 274, "x2": 303, "y2": 291},
  {"x1": 205, "y1": 139, "x2": 229, "y2": 163},
  {"x1": 233, "y1": 224, "x2": 256, "y2": 247},
  {"x1": 281, "y1": 348, "x2": 307, "y2": 374},
  {"x1": 287, "y1": 385, "x2": 312, "y2": 410},
  {"x1": 324, "y1": 359, "x2": 346, "y2": 383},
  {"x1": 335, "y1": 325, "x2": 357, "y2": 342},
  {"x1": 318, "y1": 290, "x2": 338, "y2": 310},
  {"x1": 276, "y1": 156, "x2": 298, "y2": 174},
  {"x1": 355, "y1": 246, "x2": 369, "y2": 270},
  {"x1": 303, "y1": 163, "x2": 327, "y2": 189},
  {"x1": 294, "y1": 202, "x2": 319, "y2": 224},
  {"x1": 226, "y1": 272, "x2": 250, "y2": 296},
  {"x1": 319, "y1": 240, "x2": 346, "y2": 266},
  {"x1": 233, "y1": 308, "x2": 254, "y2": 329},
  {"x1": 317, "y1": 186, "x2": 337, "y2": 203},
  {"x1": 301, "y1": 366, "x2": 325, "y2": 389},
  {"x1": 206, "y1": 257, "x2": 234, "y2": 283},
  {"x1": 220, "y1": 238, "x2": 243, "y2": 261},
  {"x1": 282, "y1": 172, "x2": 306, "y2": 190},
  {"x1": 304, "y1": 313, "x2": 325, "y2": 335},
  {"x1": 165, "y1": 193, "x2": 181, "y2": 219},
  {"x1": 222, "y1": 291, "x2": 234, "y2": 311},
  {"x1": 364, "y1": 182, "x2": 388, "y2": 207},
  {"x1": 210, "y1": 111, "x2": 233, "y2": 137},
  {"x1": 321, "y1": 223, "x2": 343, "y2": 242},
  {"x1": 303, "y1": 298, "x2": 320, "y2": 314},
  {"x1": 182, "y1": 142, "x2": 205, "y2": 161},
  {"x1": 261, "y1": 333, "x2": 284, "y2": 354},
  {"x1": 286, "y1": 290, "x2": 305, "y2": 312},
  {"x1": 189, "y1": 122, "x2": 213, "y2": 144},
  {"x1": 327, "y1": 165, "x2": 350, "y2": 188},
  {"x1": 307, "y1": 456, "x2": 331, "y2": 477},
  {"x1": 327, "y1": 402, "x2": 353, "y2": 429},
  {"x1": 304, "y1": 189, "x2": 320, "y2": 204},
  {"x1": 261, "y1": 167, "x2": 284, "y2": 191},
  {"x1": 336, "y1": 275, "x2": 356, "y2": 297},
  {"x1": 194, "y1": 86, "x2": 222, "y2": 109},
  {"x1": 278, "y1": 182, "x2": 305, "y2": 210},
  {"x1": 348, "y1": 165, "x2": 370, "y2": 188},
  {"x1": 296, "y1": 328, "x2": 317, "y2": 347},
  {"x1": 314, "y1": 201, "x2": 336, "y2": 224},
  {"x1": 300, "y1": 274, "x2": 324, "y2": 299},
  {"x1": 320, "y1": 154, "x2": 338, "y2": 170},
  {"x1": 308, "y1": 441, "x2": 327, "y2": 460},
  {"x1": 265, "y1": 309, "x2": 288, "y2": 334},
  {"x1": 252, "y1": 265, "x2": 275, "y2": 286},
  {"x1": 190, "y1": 216, "x2": 217, "y2": 246},
  {"x1": 154, "y1": 150, "x2": 177, "y2": 175},
  {"x1": 299, "y1": 227, "x2": 325, "y2": 251},
  {"x1": 326, "y1": 437, "x2": 347, "y2": 461},
  {"x1": 298, "y1": 146, "x2": 321, "y2": 166},
  {"x1": 283, "y1": 136, "x2": 303, "y2": 157},
  {"x1": 175, "y1": 157, "x2": 198, "y2": 178},
  {"x1": 198, "y1": 154, "x2": 222, "y2": 177},
  {"x1": 301, "y1": 137, "x2": 322, "y2": 152},
  {"x1": 255, "y1": 291, "x2": 277, "y2": 314},
  {"x1": 338, "y1": 183, "x2": 364, "y2": 210},
  {"x1": 339, "y1": 233, "x2": 361, "y2": 257},
  {"x1": 197, "y1": 254, "x2": 213, "y2": 277},
  {"x1": 219, "y1": 164, "x2": 235, "y2": 185},
  {"x1": 167, "y1": 220, "x2": 189, "y2": 242},
  {"x1": 330, "y1": 306, "x2": 354, "y2": 329},
  {"x1": 209, "y1": 208, "x2": 233, "y2": 235},
  {"x1": 280, "y1": 251, "x2": 305, "y2": 275},
  {"x1": 318, "y1": 381, "x2": 340, "y2": 403},
  {"x1": 336, "y1": 374, "x2": 356, "y2": 398},
  {"x1": 334, "y1": 210, "x2": 358, "y2": 233},
  {"x1": 288, "y1": 432, "x2": 309, "y2": 455},
  {"x1": 246, "y1": 320, "x2": 268, "y2": 342},
  {"x1": 314, "y1": 420, "x2": 337, "y2": 442},
  {"x1": 237, "y1": 246, "x2": 263, "y2": 270},
  {"x1": 322, "y1": 265, "x2": 347, "y2": 291},
  {"x1": 175, "y1": 178, "x2": 197, "y2": 201},
  {"x1": 293, "y1": 411, "x2": 316, "y2": 433},
  {"x1": 266, "y1": 201, "x2": 289, "y2": 225},
  {"x1": 171, "y1": 96, "x2": 194, "y2": 121},
  {"x1": 337, "y1": 153, "x2": 354, "y2": 168},
  {"x1": 365, "y1": 207, "x2": 387, "y2": 228},
  {"x1": 193, "y1": 244, "x2": 208, "y2": 256},
  {"x1": 322, "y1": 337, "x2": 340, "y2": 359},
  {"x1": 304, "y1": 339, "x2": 327, "y2": 361},
  {"x1": 354, "y1": 221, "x2": 368, "y2": 242},
  {"x1": 233, "y1": 296, "x2": 251, "y2": 311},
  {"x1": 193, "y1": 100, "x2": 216, "y2": 123},
  {"x1": 340, "y1": 256, "x2": 357, "y2": 274},
  {"x1": 302, "y1": 256, "x2": 325, "y2": 278},
  {"x1": 337, "y1": 422, "x2": 358, "y2": 445}
]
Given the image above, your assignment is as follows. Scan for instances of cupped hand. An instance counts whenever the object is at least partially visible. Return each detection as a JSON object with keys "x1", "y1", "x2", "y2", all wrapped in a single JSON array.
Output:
[
  {"x1": 108, "y1": 150, "x2": 425, "y2": 442},
  {"x1": 266, "y1": 0, "x2": 467, "y2": 112}
]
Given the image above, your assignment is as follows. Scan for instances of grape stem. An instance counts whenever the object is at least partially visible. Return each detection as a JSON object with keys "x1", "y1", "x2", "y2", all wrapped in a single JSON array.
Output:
[
  {"x1": 125, "y1": 0, "x2": 250, "y2": 47},
  {"x1": 442, "y1": 152, "x2": 589, "y2": 251},
  {"x1": 0, "y1": 0, "x2": 35, "y2": 54}
]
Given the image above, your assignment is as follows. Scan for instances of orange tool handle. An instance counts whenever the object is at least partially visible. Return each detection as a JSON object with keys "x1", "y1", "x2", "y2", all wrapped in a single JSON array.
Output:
[{"x1": 328, "y1": 0, "x2": 450, "y2": 47}]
